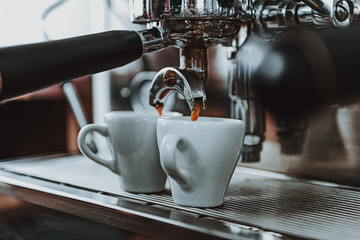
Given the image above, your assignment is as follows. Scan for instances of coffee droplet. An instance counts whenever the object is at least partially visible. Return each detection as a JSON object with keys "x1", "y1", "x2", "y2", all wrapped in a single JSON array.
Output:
[
  {"x1": 191, "y1": 98, "x2": 203, "y2": 121},
  {"x1": 155, "y1": 104, "x2": 163, "y2": 116}
]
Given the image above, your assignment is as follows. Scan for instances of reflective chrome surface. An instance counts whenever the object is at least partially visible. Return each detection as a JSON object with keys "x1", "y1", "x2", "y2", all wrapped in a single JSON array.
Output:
[
  {"x1": 302, "y1": 0, "x2": 334, "y2": 16},
  {"x1": 301, "y1": 0, "x2": 355, "y2": 27},
  {"x1": 137, "y1": 27, "x2": 170, "y2": 53},
  {"x1": 131, "y1": 0, "x2": 360, "y2": 132},
  {"x1": 133, "y1": 0, "x2": 360, "y2": 152},
  {"x1": 0, "y1": 155, "x2": 287, "y2": 240},
  {"x1": 131, "y1": 0, "x2": 249, "y2": 22},
  {"x1": 227, "y1": 30, "x2": 266, "y2": 162},
  {"x1": 132, "y1": 0, "x2": 244, "y2": 47},
  {"x1": 2, "y1": 155, "x2": 360, "y2": 239},
  {"x1": 149, "y1": 67, "x2": 207, "y2": 111},
  {"x1": 242, "y1": 106, "x2": 360, "y2": 187},
  {"x1": 148, "y1": 20, "x2": 241, "y2": 48}
]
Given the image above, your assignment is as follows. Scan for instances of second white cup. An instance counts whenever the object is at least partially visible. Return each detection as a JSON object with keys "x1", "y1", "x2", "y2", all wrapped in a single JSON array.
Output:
[
  {"x1": 157, "y1": 116, "x2": 245, "y2": 207},
  {"x1": 78, "y1": 111, "x2": 169, "y2": 193}
]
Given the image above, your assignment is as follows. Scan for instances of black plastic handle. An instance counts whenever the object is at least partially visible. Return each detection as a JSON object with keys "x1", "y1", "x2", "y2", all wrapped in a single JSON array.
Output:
[
  {"x1": 0, "y1": 30, "x2": 143, "y2": 100},
  {"x1": 252, "y1": 28, "x2": 360, "y2": 116}
]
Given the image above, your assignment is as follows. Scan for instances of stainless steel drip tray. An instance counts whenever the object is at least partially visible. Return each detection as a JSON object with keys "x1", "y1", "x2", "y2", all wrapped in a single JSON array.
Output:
[{"x1": 1, "y1": 155, "x2": 360, "y2": 240}]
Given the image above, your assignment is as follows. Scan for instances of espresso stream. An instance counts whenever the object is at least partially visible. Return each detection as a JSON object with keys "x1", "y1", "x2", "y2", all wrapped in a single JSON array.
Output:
[
  {"x1": 154, "y1": 98, "x2": 202, "y2": 121},
  {"x1": 155, "y1": 105, "x2": 164, "y2": 116},
  {"x1": 190, "y1": 98, "x2": 203, "y2": 121}
]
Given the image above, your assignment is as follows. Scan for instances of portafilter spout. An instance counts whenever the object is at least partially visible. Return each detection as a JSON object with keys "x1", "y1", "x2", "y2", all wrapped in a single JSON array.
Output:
[{"x1": 149, "y1": 46, "x2": 208, "y2": 120}]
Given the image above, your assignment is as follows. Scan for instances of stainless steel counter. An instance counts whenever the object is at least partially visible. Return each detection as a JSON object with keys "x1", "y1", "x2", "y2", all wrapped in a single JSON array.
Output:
[{"x1": 0, "y1": 154, "x2": 359, "y2": 240}]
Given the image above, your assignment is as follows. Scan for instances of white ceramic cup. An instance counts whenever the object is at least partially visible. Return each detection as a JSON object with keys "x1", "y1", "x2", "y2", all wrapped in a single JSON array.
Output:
[
  {"x1": 157, "y1": 116, "x2": 245, "y2": 207},
  {"x1": 78, "y1": 111, "x2": 170, "y2": 193}
]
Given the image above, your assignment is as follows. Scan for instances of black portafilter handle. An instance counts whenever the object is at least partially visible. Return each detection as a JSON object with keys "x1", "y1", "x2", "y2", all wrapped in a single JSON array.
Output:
[
  {"x1": 252, "y1": 28, "x2": 360, "y2": 116},
  {"x1": 0, "y1": 30, "x2": 143, "y2": 101}
]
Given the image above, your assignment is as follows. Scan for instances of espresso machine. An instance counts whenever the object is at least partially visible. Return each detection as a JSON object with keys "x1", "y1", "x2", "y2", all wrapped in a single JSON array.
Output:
[
  {"x1": 128, "y1": 0, "x2": 360, "y2": 185},
  {"x1": 1, "y1": 0, "x2": 360, "y2": 239}
]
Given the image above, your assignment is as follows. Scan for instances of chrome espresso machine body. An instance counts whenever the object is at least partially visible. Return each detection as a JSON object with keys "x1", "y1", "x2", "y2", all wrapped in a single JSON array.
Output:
[{"x1": 127, "y1": 0, "x2": 360, "y2": 184}]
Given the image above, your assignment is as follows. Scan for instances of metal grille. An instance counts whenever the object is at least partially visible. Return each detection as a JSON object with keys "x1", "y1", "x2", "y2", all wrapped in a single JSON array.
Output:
[{"x1": 1, "y1": 155, "x2": 360, "y2": 240}]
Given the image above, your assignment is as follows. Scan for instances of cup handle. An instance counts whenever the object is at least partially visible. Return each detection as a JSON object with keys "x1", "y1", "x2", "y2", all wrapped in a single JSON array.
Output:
[
  {"x1": 160, "y1": 134, "x2": 193, "y2": 190},
  {"x1": 77, "y1": 124, "x2": 118, "y2": 173}
]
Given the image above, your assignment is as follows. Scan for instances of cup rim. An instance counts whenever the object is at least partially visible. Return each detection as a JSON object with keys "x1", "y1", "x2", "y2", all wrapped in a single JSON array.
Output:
[
  {"x1": 105, "y1": 110, "x2": 182, "y2": 118},
  {"x1": 158, "y1": 116, "x2": 244, "y2": 125}
]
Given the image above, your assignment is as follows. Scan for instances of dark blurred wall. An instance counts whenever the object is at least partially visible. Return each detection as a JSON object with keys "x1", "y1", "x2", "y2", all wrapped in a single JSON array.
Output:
[{"x1": 0, "y1": 76, "x2": 92, "y2": 160}]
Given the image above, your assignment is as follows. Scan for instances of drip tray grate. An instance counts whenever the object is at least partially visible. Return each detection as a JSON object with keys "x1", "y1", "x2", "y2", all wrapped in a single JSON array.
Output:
[{"x1": 1, "y1": 155, "x2": 360, "y2": 240}]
